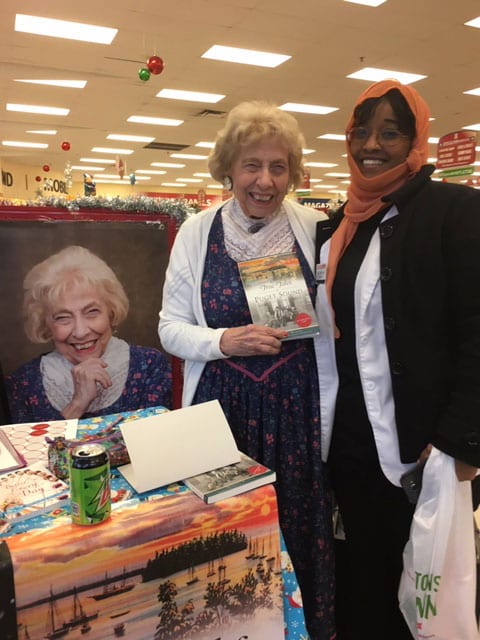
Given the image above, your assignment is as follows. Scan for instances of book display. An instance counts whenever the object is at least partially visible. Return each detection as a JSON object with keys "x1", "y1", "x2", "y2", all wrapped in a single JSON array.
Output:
[
  {"x1": 238, "y1": 251, "x2": 320, "y2": 340},
  {"x1": 183, "y1": 452, "x2": 276, "y2": 504}
]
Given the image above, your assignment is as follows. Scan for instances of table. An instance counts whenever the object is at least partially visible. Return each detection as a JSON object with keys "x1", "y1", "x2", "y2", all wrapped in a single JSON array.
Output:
[{"x1": 0, "y1": 409, "x2": 309, "y2": 640}]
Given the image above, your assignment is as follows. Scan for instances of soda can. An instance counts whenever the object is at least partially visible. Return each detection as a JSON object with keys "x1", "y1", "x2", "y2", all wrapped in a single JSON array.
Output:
[{"x1": 69, "y1": 443, "x2": 111, "y2": 525}]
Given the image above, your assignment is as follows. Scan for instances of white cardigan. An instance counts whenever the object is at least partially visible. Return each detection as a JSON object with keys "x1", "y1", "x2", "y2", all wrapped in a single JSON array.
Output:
[{"x1": 158, "y1": 199, "x2": 326, "y2": 406}]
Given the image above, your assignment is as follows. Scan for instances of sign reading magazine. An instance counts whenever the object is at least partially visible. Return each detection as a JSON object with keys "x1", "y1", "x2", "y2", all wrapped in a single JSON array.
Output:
[{"x1": 238, "y1": 251, "x2": 319, "y2": 340}]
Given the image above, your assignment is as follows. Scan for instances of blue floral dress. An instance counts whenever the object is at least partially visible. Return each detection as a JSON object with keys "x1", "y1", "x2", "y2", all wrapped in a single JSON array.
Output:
[
  {"x1": 192, "y1": 211, "x2": 335, "y2": 640},
  {"x1": 6, "y1": 345, "x2": 172, "y2": 422}
]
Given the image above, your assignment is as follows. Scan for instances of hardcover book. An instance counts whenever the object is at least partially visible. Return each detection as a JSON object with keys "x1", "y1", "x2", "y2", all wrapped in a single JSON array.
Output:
[
  {"x1": 238, "y1": 251, "x2": 320, "y2": 340},
  {"x1": 183, "y1": 452, "x2": 276, "y2": 504}
]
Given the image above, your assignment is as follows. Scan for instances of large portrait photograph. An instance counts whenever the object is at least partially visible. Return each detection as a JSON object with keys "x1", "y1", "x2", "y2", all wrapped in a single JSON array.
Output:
[{"x1": 0, "y1": 213, "x2": 177, "y2": 421}]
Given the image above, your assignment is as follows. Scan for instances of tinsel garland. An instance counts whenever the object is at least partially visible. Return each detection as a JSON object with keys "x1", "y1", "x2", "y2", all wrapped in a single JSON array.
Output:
[{"x1": 0, "y1": 195, "x2": 195, "y2": 224}]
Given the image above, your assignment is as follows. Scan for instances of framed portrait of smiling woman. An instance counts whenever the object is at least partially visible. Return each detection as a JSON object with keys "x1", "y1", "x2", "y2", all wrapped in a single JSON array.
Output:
[{"x1": 0, "y1": 207, "x2": 179, "y2": 419}]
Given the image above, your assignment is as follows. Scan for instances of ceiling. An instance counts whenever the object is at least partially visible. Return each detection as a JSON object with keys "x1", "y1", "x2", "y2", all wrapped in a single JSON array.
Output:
[{"x1": 1, "y1": 0, "x2": 479, "y2": 197}]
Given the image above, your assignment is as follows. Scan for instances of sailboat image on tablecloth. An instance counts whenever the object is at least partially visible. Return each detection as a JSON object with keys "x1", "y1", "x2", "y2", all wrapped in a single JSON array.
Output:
[
  {"x1": 44, "y1": 587, "x2": 68, "y2": 639},
  {"x1": 65, "y1": 587, "x2": 99, "y2": 628},
  {"x1": 89, "y1": 568, "x2": 134, "y2": 600}
]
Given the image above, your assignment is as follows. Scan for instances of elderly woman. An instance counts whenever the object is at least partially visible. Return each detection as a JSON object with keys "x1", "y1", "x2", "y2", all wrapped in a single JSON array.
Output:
[
  {"x1": 7, "y1": 245, "x2": 171, "y2": 422},
  {"x1": 159, "y1": 101, "x2": 335, "y2": 639}
]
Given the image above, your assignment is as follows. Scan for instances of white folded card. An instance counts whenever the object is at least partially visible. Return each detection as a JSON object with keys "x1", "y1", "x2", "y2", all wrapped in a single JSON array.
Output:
[{"x1": 118, "y1": 400, "x2": 240, "y2": 493}]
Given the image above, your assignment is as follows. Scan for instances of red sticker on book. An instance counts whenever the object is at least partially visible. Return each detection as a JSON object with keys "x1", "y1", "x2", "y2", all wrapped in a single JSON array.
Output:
[
  {"x1": 247, "y1": 464, "x2": 268, "y2": 476},
  {"x1": 295, "y1": 313, "x2": 312, "y2": 328}
]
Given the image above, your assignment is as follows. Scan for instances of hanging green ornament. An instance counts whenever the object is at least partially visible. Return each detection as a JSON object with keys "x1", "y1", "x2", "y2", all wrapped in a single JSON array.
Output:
[{"x1": 138, "y1": 67, "x2": 151, "y2": 81}]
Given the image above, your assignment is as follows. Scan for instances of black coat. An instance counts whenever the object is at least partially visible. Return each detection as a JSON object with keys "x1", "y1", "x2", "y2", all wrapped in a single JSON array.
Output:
[{"x1": 316, "y1": 165, "x2": 480, "y2": 466}]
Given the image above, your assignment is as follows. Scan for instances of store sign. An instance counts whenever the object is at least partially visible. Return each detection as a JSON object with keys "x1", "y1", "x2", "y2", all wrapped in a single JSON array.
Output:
[
  {"x1": 436, "y1": 130, "x2": 477, "y2": 170},
  {"x1": 438, "y1": 166, "x2": 475, "y2": 178},
  {"x1": 145, "y1": 191, "x2": 222, "y2": 210}
]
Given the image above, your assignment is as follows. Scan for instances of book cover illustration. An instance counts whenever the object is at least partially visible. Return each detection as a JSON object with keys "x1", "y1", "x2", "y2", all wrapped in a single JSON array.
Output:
[
  {"x1": 0, "y1": 462, "x2": 69, "y2": 522},
  {"x1": 184, "y1": 452, "x2": 276, "y2": 504},
  {"x1": 238, "y1": 251, "x2": 320, "y2": 340}
]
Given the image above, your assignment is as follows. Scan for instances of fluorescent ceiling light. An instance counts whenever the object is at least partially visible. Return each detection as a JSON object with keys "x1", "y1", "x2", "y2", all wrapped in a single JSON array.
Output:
[
  {"x1": 127, "y1": 115, "x2": 183, "y2": 126},
  {"x1": 317, "y1": 134, "x2": 346, "y2": 141},
  {"x1": 465, "y1": 17, "x2": 480, "y2": 28},
  {"x1": 71, "y1": 165, "x2": 106, "y2": 171},
  {"x1": 202, "y1": 45, "x2": 290, "y2": 68},
  {"x1": 156, "y1": 89, "x2": 225, "y2": 103},
  {"x1": 80, "y1": 157, "x2": 115, "y2": 164},
  {"x1": 427, "y1": 157, "x2": 437, "y2": 163},
  {"x1": 15, "y1": 14, "x2": 117, "y2": 44},
  {"x1": 464, "y1": 87, "x2": 480, "y2": 96},
  {"x1": 464, "y1": 124, "x2": 480, "y2": 131},
  {"x1": 207, "y1": 184, "x2": 222, "y2": 189},
  {"x1": 151, "y1": 162, "x2": 186, "y2": 168},
  {"x1": 14, "y1": 79, "x2": 86, "y2": 89},
  {"x1": 177, "y1": 178, "x2": 203, "y2": 183},
  {"x1": 344, "y1": 0, "x2": 386, "y2": 6},
  {"x1": 2, "y1": 140, "x2": 48, "y2": 148},
  {"x1": 107, "y1": 134, "x2": 155, "y2": 143},
  {"x1": 26, "y1": 129, "x2": 57, "y2": 135},
  {"x1": 309, "y1": 179, "x2": 323, "y2": 183},
  {"x1": 314, "y1": 184, "x2": 337, "y2": 189},
  {"x1": 347, "y1": 67, "x2": 427, "y2": 84},
  {"x1": 135, "y1": 169, "x2": 167, "y2": 175},
  {"x1": 162, "y1": 182, "x2": 186, "y2": 187},
  {"x1": 279, "y1": 102, "x2": 338, "y2": 115},
  {"x1": 91, "y1": 147, "x2": 134, "y2": 155},
  {"x1": 170, "y1": 153, "x2": 208, "y2": 160},
  {"x1": 428, "y1": 137, "x2": 440, "y2": 144},
  {"x1": 7, "y1": 103, "x2": 69, "y2": 116},
  {"x1": 194, "y1": 173, "x2": 212, "y2": 177},
  {"x1": 195, "y1": 141, "x2": 215, "y2": 149},
  {"x1": 305, "y1": 162, "x2": 338, "y2": 168},
  {"x1": 302, "y1": 149, "x2": 315, "y2": 155},
  {"x1": 325, "y1": 172, "x2": 350, "y2": 178}
]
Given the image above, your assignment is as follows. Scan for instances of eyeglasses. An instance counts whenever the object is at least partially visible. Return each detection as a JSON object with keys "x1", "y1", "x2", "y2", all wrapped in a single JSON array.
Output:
[{"x1": 347, "y1": 127, "x2": 410, "y2": 147}]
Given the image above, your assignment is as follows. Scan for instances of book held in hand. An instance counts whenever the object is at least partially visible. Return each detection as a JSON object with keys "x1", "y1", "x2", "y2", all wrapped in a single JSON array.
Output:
[
  {"x1": 183, "y1": 452, "x2": 276, "y2": 504},
  {"x1": 238, "y1": 251, "x2": 320, "y2": 340}
]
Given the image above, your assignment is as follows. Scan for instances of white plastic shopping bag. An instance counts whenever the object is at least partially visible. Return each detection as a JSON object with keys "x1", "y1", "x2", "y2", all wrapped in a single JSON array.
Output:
[{"x1": 398, "y1": 446, "x2": 479, "y2": 639}]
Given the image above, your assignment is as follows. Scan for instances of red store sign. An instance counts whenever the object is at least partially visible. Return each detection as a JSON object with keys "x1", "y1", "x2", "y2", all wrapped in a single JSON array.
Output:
[{"x1": 436, "y1": 130, "x2": 477, "y2": 170}]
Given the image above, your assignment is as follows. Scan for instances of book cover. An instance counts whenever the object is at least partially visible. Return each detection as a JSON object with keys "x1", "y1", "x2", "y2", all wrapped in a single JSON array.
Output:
[
  {"x1": 0, "y1": 429, "x2": 26, "y2": 474},
  {"x1": 0, "y1": 462, "x2": 69, "y2": 522},
  {"x1": 183, "y1": 452, "x2": 276, "y2": 504},
  {"x1": 238, "y1": 251, "x2": 320, "y2": 340}
]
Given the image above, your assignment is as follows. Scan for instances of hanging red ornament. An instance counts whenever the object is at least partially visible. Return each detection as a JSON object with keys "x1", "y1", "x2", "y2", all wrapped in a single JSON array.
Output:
[
  {"x1": 43, "y1": 164, "x2": 50, "y2": 172},
  {"x1": 61, "y1": 141, "x2": 71, "y2": 151},
  {"x1": 138, "y1": 67, "x2": 151, "y2": 82},
  {"x1": 146, "y1": 55, "x2": 164, "y2": 75},
  {"x1": 35, "y1": 175, "x2": 42, "y2": 182}
]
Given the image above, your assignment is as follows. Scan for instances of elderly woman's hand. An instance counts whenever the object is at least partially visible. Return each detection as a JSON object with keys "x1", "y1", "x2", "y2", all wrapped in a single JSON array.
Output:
[
  {"x1": 220, "y1": 324, "x2": 288, "y2": 357},
  {"x1": 61, "y1": 358, "x2": 112, "y2": 419}
]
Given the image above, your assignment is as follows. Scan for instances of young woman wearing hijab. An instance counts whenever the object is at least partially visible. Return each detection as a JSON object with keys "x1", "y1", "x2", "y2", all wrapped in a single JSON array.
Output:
[
  {"x1": 159, "y1": 101, "x2": 335, "y2": 640},
  {"x1": 314, "y1": 79, "x2": 480, "y2": 639}
]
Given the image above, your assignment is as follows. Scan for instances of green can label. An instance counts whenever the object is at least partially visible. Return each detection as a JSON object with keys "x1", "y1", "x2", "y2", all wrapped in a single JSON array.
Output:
[{"x1": 69, "y1": 444, "x2": 111, "y2": 525}]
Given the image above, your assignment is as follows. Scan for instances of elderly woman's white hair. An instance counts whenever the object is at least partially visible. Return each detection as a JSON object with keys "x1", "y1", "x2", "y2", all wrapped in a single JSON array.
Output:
[
  {"x1": 23, "y1": 245, "x2": 129, "y2": 343},
  {"x1": 208, "y1": 100, "x2": 305, "y2": 190}
]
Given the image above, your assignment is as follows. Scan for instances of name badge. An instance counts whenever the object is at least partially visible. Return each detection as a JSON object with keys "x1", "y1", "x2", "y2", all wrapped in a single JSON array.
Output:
[{"x1": 315, "y1": 263, "x2": 326, "y2": 284}]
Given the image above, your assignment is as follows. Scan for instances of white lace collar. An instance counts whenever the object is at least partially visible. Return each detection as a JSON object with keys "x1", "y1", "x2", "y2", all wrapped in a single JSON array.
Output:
[
  {"x1": 222, "y1": 198, "x2": 295, "y2": 262},
  {"x1": 41, "y1": 336, "x2": 130, "y2": 414}
]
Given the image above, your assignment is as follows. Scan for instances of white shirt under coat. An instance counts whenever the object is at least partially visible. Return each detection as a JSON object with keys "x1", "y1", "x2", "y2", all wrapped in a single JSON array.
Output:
[{"x1": 315, "y1": 205, "x2": 416, "y2": 486}]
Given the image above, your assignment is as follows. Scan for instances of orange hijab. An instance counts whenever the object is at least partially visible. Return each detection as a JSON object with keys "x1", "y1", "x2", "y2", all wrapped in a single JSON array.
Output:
[{"x1": 325, "y1": 80, "x2": 430, "y2": 333}]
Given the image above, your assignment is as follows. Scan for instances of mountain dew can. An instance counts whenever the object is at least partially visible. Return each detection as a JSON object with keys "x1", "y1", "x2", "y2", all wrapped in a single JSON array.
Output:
[{"x1": 69, "y1": 444, "x2": 111, "y2": 525}]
